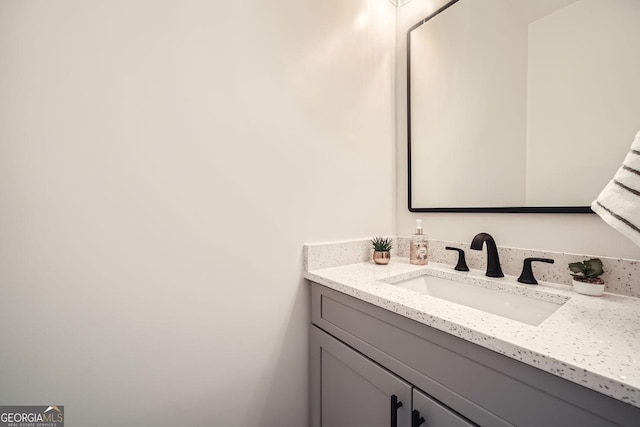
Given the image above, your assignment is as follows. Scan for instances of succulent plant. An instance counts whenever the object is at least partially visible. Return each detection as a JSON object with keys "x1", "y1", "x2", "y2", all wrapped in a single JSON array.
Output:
[
  {"x1": 371, "y1": 237, "x2": 393, "y2": 252},
  {"x1": 568, "y1": 258, "x2": 604, "y2": 283}
]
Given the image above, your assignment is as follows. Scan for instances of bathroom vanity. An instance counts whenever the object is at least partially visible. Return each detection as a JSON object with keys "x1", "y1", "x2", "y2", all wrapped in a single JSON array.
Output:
[{"x1": 305, "y1": 240, "x2": 640, "y2": 426}]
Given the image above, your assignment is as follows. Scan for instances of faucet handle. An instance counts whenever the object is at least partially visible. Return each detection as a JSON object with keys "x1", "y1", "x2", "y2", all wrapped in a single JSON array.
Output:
[
  {"x1": 517, "y1": 257, "x2": 554, "y2": 285},
  {"x1": 445, "y1": 246, "x2": 470, "y2": 272}
]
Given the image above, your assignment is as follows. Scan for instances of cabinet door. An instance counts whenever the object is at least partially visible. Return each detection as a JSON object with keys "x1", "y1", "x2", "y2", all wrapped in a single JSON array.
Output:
[
  {"x1": 412, "y1": 388, "x2": 476, "y2": 427},
  {"x1": 311, "y1": 327, "x2": 412, "y2": 427}
]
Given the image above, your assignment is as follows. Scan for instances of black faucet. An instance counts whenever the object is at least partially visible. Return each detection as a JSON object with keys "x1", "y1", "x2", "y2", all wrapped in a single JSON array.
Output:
[
  {"x1": 470, "y1": 232, "x2": 504, "y2": 278},
  {"x1": 517, "y1": 257, "x2": 554, "y2": 285},
  {"x1": 445, "y1": 246, "x2": 469, "y2": 271}
]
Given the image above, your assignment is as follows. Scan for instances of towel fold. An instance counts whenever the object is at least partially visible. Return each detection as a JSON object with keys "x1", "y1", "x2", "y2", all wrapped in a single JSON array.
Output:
[{"x1": 592, "y1": 130, "x2": 640, "y2": 248}]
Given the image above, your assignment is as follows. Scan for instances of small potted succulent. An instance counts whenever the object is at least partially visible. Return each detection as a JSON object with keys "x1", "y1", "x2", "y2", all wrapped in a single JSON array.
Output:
[
  {"x1": 371, "y1": 237, "x2": 393, "y2": 265},
  {"x1": 568, "y1": 258, "x2": 605, "y2": 296}
]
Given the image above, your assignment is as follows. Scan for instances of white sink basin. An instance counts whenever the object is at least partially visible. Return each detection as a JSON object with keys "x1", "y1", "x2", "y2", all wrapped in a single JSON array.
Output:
[{"x1": 395, "y1": 275, "x2": 566, "y2": 326}]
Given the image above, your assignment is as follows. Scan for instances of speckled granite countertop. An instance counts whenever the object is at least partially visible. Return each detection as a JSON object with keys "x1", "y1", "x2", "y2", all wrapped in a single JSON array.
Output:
[{"x1": 305, "y1": 258, "x2": 640, "y2": 408}]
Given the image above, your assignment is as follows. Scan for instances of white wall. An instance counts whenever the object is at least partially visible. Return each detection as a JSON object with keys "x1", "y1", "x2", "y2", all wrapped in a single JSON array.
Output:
[
  {"x1": 0, "y1": 1, "x2": 396, "y2": 426},
  {"x1": 396, "y1": 0, "x2": 640, "y2": 260}
]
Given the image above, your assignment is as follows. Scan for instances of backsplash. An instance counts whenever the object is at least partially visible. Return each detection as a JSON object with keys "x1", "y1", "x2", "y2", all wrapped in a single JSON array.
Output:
[
  {"x1": 304, "y1": 237, "x2": 640, "y2": 298},
  {"x1": 304, "y1": 237, "x2": 399, "y2": 270}
]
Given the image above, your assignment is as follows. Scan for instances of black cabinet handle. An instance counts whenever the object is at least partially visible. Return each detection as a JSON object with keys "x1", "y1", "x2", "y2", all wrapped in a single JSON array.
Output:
[
  {"x1": 390, "y1": 394, "x2": 403, "y2": 427},
  {"x1": 412, "y1": 409, "x2": 426, "y2": 427}
]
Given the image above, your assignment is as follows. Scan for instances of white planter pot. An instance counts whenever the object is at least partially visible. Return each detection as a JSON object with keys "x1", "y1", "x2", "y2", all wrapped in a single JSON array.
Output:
[{"x1": 572, "y1": 279, "x2": 605, "y2": 296}]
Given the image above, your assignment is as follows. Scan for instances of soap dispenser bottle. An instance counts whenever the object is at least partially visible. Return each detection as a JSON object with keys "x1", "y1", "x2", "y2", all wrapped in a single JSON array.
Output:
[{"x1": 410, "y1": 219, "x2": 428, "y2": 265}]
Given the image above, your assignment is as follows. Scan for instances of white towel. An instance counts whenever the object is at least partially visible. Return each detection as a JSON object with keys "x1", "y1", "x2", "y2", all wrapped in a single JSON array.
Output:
[{"x1": 592, "y1": 130, "x2": 640, "y2": 248}]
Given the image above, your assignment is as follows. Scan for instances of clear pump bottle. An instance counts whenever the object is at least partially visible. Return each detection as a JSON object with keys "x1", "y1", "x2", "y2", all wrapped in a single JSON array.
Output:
[{"x1": 410, "y1": 219, "x2": 428, "y2": 265}]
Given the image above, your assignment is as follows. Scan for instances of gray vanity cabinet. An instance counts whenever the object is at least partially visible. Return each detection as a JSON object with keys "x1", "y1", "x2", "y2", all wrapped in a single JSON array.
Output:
[
  {"x1": 311, "y1": 326, "x2": 474, "y2": 427},
  {"x1": 309, "y1": 283, "x2": 640, "y2": 427},
  {"x1": 413, "y1": 387, "x2": 475, "y2": 427},
  {"x1": 311, "y1": 326, "x2": 412, "y2": 427}
]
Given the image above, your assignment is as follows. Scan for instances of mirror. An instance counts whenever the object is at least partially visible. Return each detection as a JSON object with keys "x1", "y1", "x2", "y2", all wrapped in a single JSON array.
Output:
[{"x1": 408, "y1": 0, "x2": 640, "y2": 212}]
